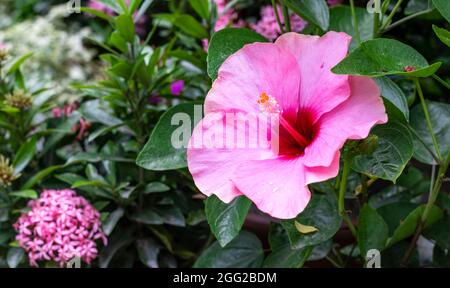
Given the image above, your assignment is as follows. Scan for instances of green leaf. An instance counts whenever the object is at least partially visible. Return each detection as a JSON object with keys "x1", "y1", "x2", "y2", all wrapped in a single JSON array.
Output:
[
  {"x1": 424, "y1": 216, "x2": 450, "y2": 250},
  {"x1": 432, "y1": 0, "x2": 450, "y2": 23},
  {"x1": 358, "y1": 204, "x2": 389, "y2": 257},
  {"x1": 352, "y1": 122, "x2": 414, "y2": 183},
  {"x1": 136, "y1": 103, "x2": 200, "y2": 171},
  {"x1": 410, "y1": 101, "x2": 450, "y2": 165},
  {"x1": 433, "y1": 25, "x2": 450, "y2": 48},
  {"x1": 374, "y1": 77, "x2": 409, "y2": 121},
  {"x1": 194, "y1": 231, "x2": 264, "y2": 268},
  {"x1": 282, "y1": 193, "x2": 342, "y2": 249},
  {"x1": 387, "y1": 204, "x2": 443, "y2": 247},
  {"x1": 13, "y1": 136, "x2": 37, "y2": 174},
  {"x1": 136, "y1": 238, "x2": 161, "y2": 268},
  {"x1": 130, "y1": 210, "x2": 164, "y2": 225},
  {"x1": 80, "y1": 7, "x2": 114, "y2": 22},
  {"x1": 7, "y1": 247, "x2": 24, "y2": 268},
  {"x1": 115, "y1": 14, "x2": 135, "y2": 43},
  {"x1": 155, "y1": 207, "x2": 186, "y2": 227},
  {"x1": 173, "y1": 14, "x2": 209, "y2": 39},
  {"x1": 189, "y1": 0, "x2": 210, "y2": 19},
  {"x1": 205, "y1": 195, "x2": 252, "y2": 247},
  {"x1": 144, "y1": 182, "x2": 170, "y2": 194},
  {"x1": 332, "y1": 38, "x2": 441, "y2": 77},
  {"x1": 6, "y1": 52, "x2": 33, "y2": 75},
  {"x1": 129, "y1": 0, "x2": 143, "y2": 14},
  {"x1": 10, "y1": 189, "x2": 38, "y2": 199},
  {"x1": 21, "y1": 165, "x2": 64, "y2": 190},
  {"x1": 284, "y1": 0, "x2": 329, "y2": 31},
  {"x1": 99, "y1": 226, "x2": 134, "y2": 268},
  {"x1": 377, "y1": 202, "x2": 418, "y2": 235},
  {"x1": 329, "y1": 6, "x2": 374, "y2": 50},
  {"x1": 263, "y1": 223, "x2": 320, "y2": 268},
  {"x1": 207, "y1": 28, "x2": 268, "y2": 80},
  {"x1": 103, "y1": 208, "x2": 125, "y2": 236}
]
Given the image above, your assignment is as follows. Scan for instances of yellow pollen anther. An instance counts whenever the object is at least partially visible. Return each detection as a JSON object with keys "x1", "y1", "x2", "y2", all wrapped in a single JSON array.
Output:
[{"x1": 257, "y1": 92, "x2": 280, "y2": 114}]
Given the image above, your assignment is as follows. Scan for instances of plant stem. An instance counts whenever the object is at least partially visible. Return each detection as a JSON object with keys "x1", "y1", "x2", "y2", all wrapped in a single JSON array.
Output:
[
  {"x1": 379, "y1": 0, "x2": 405, "y2": 31},
  {"x1": 402, "y1": 151, "x2": 450, "y2": 265},
  {"x1": 373, "y1": 10, "x2": 379, "y2": 38},
  {"x1": 432, "y1": 74, "x2": 450, "y2": 90},
  {"x1": 349, "y1": 0, "x2": 361, "y2": 44},
  {"x1": 272, "y1": 0, "x2": 285, "y2": 34},
  {"x1": 381, "y1": 9, "x2": 433, "y2": 33},
  {"x1": 281, "y1": 0, "x2": 291, "y2": 32},
  {"x1": 414, "y1": 79, "x2": 442, "y2": 161},
  {"x1": 338, "y1": 156, "x2": 357, "y2": 237}
]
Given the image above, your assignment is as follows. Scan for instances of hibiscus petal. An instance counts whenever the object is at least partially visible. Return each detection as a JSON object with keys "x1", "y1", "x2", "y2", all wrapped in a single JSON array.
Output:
[
  {"x1": 275, "y1": 32, "x2": 352, "y2": 122},
  {"x1": 232, "y1": 157, "x2": 310, "y2": 219},
  {"x1": 303, "y1": 76, "x2": 388, "y2": 167},
  {"x1": 205, "y1": 42, "x2": 301, "y2": 120},
  {"x1": 305, "y1": 151, "x2": 340, "y2": 185},
  {"x1": 188, "y1": 112, "x2": 274, "y2": 203}
]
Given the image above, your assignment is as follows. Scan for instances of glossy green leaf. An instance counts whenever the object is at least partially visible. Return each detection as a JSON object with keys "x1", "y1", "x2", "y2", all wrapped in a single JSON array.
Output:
[
  {"x1": 410, "y1": 101, "x2": 450, "y2": 164},
  {"x1": 115, "y1": 14, "x2": 135, "y2": 43},
  {"x1": 7, "y1": 247, "x2": 24, "y2": 268},
  {"x1": 144, "y1": 182, "x2": 170, "y2": 194},
  {"x1": 329, "y1": 6, "x2": 374, "y2": 50},
  {"x1": 387, "y1": 204, "x2": 443, "y2": 247},
  {"x1": 352, "y1": 122, "x2": 414, "y2": 183},
  {"x1": 424, "y1": 216, "x2": 450, "y2": 250},
  {"x1": 358, "y1": 204, "x2": 389, "y2": 257},
  {"x1": 103, "y1": 208, "x2": 125, "y2": 235},
  {"x1": 13, "y1": 136, "x2": 37, "y2": 174},
  {"x1": 136, "y1": 238, "x2": 161, "y2": 268},
  {"x1": 189, "y1": 0, "x2": 210, "y2": 19},
  {"x1": 433, "y1": 0, "x2": 450, "y2": 23},
  {"x1": 205, "y1": 195, "x2": 252, "y2": 247},
  {"x1": 374, "y1": 77, "x2": 409, "y2": 121},
  {"x1": 332, "y1": 38, "x2": 441, "y2": 77},
  {"x1": 173, "y1": 14, "x2": 209, "y2": 39},
  {"x1": 284, "y1": 0, "x2": 329, "y2": 31},
  {"x1": 10, "y1": 189, "x2": 38, "y2": 199},
  {"x1": 194, "y1": 231, "x2": 264, "y2": 268},
  {"x1": 433, "y1": 25, "x2": 450, "y2": 48},
  {"x1": 136, "y1": 103, "x2": 200, "y2": 171},
  {"x1": 282, "y1": 193, "x2": 342, "y2": 249},
  {"x1": 80, "y1": 7, "x2": 114, "y2": 22},
  {"x1": 130, "y1": 210, "x2": 164, "y2": 225},
  {"x1": 207, "y1": 28, "x2": 268, "y2": 80}
]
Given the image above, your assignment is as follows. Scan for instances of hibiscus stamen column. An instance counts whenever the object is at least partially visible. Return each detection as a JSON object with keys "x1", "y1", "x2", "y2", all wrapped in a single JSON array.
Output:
[{"x1": 258, "y1": 92, "x2": 309, "y2": 149}]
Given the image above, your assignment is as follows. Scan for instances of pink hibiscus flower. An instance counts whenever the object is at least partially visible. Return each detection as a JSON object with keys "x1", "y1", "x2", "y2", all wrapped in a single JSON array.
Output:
[{"x1": 187, "y1": 32, "x2": 387, "y2": 219}]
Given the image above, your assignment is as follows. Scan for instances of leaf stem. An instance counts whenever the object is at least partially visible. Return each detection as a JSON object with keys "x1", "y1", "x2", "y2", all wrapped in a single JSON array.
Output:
[
  {"x1": 381, "y1": 8, "x2": 433, "y2": 34},
  {"x1": 414, "y1": 79, "x2": 442, "y2": 161},
  {"x1": 271, "y1": 0, "x2": 285, "y2": 34},
  {"x1": 373, "y1": 10, "x2": 380, "y2": 38},
  {"x1": 338, "y1": 155, "x2": 357, "y2": 237},
  {"x1": 349, "y1": 0, "x2": 361, "y2": 44},
  {"x1": 281, "y1": 0, "x2": 291, "y2": 32},
  {"x1": 432, "y1": 74, "x2": 450, "y2": 90},
  {"x1": 379, "y1": 0, "x2": 405, "y2": 32}
]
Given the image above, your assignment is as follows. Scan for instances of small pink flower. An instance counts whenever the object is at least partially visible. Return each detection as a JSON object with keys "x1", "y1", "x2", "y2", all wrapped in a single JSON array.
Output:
[
  {"x1": 170, "y1": 80, "x2": 185, "y2": 96},
  {"x1": 14, "y1": 189, "x2": 107, "y2": 267},
  {"x1": 72, "y1": 118, "x2": 91, "y2": 141},
  {"x1": 327, "y1": 0, "x2": 344, "y2": 6},
  {"x1": 187, "y1": 32, "x2": 387, "y2": 219},
  {"x1": 251, "y1": 5, "x2": 308, "y2": 41}
]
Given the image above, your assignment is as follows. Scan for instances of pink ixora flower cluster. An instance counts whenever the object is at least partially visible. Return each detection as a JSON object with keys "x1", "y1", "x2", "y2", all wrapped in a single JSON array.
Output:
[
  {"x1": 14, "y1": 189, "x2": 107, "y2": 267},
  {"x1": 251, "y1": 5, "x2": 308, "y2": 40},
  {"x1": 87, "y1": 0, "x2": 147, "y2": 36},
  {"x1": 187, "y1": 32, "x2": 387, "y2": 219}
]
